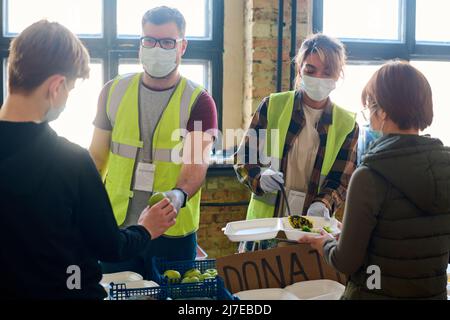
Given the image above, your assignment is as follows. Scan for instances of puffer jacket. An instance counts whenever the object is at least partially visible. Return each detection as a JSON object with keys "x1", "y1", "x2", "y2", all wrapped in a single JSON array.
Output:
[{"x1": 344, "y1": 134, "x2": 450, "y2": 300}]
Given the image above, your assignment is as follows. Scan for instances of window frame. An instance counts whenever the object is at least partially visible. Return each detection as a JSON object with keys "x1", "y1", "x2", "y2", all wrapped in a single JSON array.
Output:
[
  {"x1": 313, "y1": 0, "x2": 450, "y2": 62},
  {"x1": 0, "y1": 0, "x2": 224, "y2": 129}
]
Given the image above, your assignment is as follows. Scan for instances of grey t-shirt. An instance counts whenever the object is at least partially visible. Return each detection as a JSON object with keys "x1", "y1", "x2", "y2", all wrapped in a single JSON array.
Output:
[{"x1": 123, "y1": 83, "x2": 176, "y2": 226}]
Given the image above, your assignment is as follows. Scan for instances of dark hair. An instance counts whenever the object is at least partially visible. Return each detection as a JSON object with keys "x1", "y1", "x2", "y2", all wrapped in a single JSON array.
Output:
[
  {"x1": 362, "y1": 60, "x2": 433, "y2": 131},
  {"x1": 8, "y1": 20, "x2": 90, "y2": 94},
  {"x1": 142, "y1": 6, "x2": 186, "y2": 38},
  {"x1": 295, "y1": 33, "x2": 347, "y2": 89}
]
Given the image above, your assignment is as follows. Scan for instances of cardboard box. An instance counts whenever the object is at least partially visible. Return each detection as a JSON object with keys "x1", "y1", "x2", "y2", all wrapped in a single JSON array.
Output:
[{"x1": 216, "y1": 243, "x2": 347, "y2": 294}]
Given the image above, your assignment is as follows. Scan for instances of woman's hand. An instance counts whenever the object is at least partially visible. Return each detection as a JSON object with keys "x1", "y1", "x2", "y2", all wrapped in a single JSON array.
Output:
[{"x1": 297, "y1": 230, "x2": 335, "y2": 257}]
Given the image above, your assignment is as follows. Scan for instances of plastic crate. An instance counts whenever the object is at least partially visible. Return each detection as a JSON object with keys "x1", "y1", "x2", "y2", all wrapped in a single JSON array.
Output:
[
  {"x1": 109, "y1": 277, "x2": 236, "y2": 300},
  {"x1": 108, "y1": 283, "x2": 168, "y2": 300},
  {"x1": 152, "y1": 257, "x2": 217, "y2": 285}
]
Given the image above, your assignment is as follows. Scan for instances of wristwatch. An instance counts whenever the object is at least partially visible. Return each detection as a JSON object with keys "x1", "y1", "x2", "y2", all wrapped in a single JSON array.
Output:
[{"x1": 173, "y1": 188, "x2": 188, "y2": 208}]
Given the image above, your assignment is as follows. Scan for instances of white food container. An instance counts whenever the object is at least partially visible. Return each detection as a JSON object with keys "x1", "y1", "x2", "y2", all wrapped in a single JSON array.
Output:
[
  {"x1": 101, "y1": 271, "x2": 143, "y2": 286},
  {"x1": 120, "y1": 280, "x2": 159, "y2": 289},
  {"x1": 281, "y1": 216, "x2": 341, "y2": 241},
  {"x1": 235, "y1": 288, "x2": 300, "y2": 300},
  {"x1": 224, "y1": 218, "x2": 282, "y2": 242},
  {"x1": 223, "y1": 216, "x2": 340, "y2": 242},
  {"x1": 284, "y1": 280, "x2": 345, "y2": 300}
]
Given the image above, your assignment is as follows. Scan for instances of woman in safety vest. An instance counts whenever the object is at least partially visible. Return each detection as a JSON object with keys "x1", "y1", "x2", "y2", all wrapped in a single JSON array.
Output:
[{"x1": 234, "y1": 33, "x2": 359, "y2": 252}]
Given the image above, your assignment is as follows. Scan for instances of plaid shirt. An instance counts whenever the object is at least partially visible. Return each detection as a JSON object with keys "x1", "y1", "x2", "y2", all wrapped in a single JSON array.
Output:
[{"x1": 234, "y1": 91, "x2": 359, "y2": 216}]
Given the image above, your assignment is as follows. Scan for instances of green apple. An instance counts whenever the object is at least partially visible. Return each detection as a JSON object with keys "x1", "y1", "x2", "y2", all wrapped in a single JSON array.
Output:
[
  {"x1": 181, "y1": 276, "x2": 200, "y2": 284},
  {"x1": 148, "y1": 192, "x2": 166, "y2": 207},
  {"x1": 205, "y1": 269, "x2": 218, "y2": 277},
  {"x1": 198, "y1": 273, "x2": 215, "y2": 281},
  {"x1": 183, "y1": 268, "x2": 202, "y2": 279},
  {"x1": 163, "y1": 269, "x2": 181, "y2": 281}
]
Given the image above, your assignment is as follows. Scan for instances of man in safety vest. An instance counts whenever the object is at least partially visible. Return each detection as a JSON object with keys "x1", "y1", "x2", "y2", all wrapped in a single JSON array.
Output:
[
  {"x1": 234, "y1": 34, "x2": 359, "y2": 252},
  {"x1": 89, "y1": 6, "x2": 218, "y2": 279}
]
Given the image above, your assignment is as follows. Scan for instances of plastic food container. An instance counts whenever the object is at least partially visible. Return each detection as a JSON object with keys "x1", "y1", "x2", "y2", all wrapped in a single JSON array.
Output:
[
  {"x1": 223, "y1": 217, "x2": 340, "y2": 242},
  {"x1": 122, "y1": 280, "x2": 159, "y2": 289},
  {"x1": 235, "y1": 288, "x2": 300, "y2": 300},
  {"x1": 282, "y1": 217, "x2": 340, "y2": 241},
  {"x1": 101, "y1": 271, "x2": 143, "y2": 286},
  {"x1": 284, "y1": 280, "x2": 345, "y2": 300},
  {"x1": 224, "y1": 218, "x2": 282, "y2": 242}
]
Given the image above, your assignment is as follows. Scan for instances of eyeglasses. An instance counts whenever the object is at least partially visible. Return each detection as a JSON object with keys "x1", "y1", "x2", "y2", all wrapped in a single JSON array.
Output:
[
  {"x1": 140, "y1": 36, "x2": 183, "y2": 50},
  {"x1": 361, "y1": 105, "x2": 377, "y2": 122}
]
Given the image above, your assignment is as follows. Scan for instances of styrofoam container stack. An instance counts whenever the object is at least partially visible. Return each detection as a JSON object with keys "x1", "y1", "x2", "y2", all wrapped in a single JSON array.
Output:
[
  {"x1": 100, "y1": 271, "x2": 159, "y2": 299},
  {"x1": 234, "y1": 280, "x2": 345, "y2": 300},
  {"x1": 285, "y1": 280, "x2": 345, "y2": 300},
  {"x1": 235, "y1": 288, "x2": 300, "y2": 300}
]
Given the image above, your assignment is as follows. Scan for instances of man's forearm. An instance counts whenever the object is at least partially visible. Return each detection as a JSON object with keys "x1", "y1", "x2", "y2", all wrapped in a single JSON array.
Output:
[{"x1": 176, "y1": 163, "x2": 209, "y2": 198}]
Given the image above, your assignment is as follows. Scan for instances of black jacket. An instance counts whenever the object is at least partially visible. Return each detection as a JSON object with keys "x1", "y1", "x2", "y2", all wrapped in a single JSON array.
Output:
[
  {"x1": 0, "y1": 121, "x2": 151, "y2": 300},
  {"x1": 343, "y1": 134, "x2": 450, "y2": 299}
]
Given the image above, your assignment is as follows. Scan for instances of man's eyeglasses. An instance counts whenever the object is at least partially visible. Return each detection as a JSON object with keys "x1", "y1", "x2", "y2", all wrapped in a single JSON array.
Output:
[{"x1": 140, "y1": 36, "x2": 183, "y2": 50}]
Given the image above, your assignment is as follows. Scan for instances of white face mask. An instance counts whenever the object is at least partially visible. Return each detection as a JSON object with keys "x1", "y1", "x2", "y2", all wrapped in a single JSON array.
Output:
[
  {"x1": 301, "y1": 74, "x2": 337, "y2": 102},
  {"x1": 43, "y1": 81, "x2": 68, "y2": 123},
  {"x1": 140, "y1": 46, "x2": 178, "y2": 78}
]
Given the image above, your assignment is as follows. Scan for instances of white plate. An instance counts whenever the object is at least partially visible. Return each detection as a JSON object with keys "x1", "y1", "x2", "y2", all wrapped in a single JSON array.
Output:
[
  {"x1": 235, "y1": 288, "x2": 300, "y2": 300},
  {"x1": 285, "y1": 280, "x2": 345, "y2": 300},
  {"x1": 224, "y1": 218, "x2": 282, "y2": 242},
  {"x1": 281, "y1": 216, "x2": 341, "y2": 241},
  {"x1": 101, "y1": 271, "x2": 143, "y2": 286}
]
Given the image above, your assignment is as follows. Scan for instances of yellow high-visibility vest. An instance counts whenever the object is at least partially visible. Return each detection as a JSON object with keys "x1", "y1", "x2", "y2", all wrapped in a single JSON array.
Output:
[
  {"x1": 246, "y1": 91, "x2": 356, "y2": 220},
  {"x1": 105, "y1": 73, "x2": 203, "y2": 237}
]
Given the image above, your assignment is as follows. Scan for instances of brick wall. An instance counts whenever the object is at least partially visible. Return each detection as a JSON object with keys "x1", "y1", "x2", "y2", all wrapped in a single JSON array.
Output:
[
  {"x1": 243, "y1": 0, "x2": 312, "y2": 128},
  {"x1": 198, "y1": 175, "x2": 251, "y2": 258}
]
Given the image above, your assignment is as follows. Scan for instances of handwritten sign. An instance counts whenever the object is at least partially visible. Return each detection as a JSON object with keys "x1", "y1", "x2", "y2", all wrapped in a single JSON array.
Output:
[{"x1": 216, "y1": 244, "x2": 346, "y2": 293}]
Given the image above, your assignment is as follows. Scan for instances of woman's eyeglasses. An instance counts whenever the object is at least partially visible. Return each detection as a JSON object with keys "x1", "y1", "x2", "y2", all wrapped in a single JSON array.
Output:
[{"x1": 361, "y1": 103, "x2": 378, "y2": 122}]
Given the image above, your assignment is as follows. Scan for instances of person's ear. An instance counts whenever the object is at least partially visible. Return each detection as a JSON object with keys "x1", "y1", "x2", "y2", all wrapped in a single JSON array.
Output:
[
  {"x1": 378, "y1": 108, "x2": 388, "y2": 121},
  {"x1": 181, "y1": 39, "x2": 188, "y2": 56},
  {"x1": 46, "y1": 76, "x2": 66, "y2": 103}
]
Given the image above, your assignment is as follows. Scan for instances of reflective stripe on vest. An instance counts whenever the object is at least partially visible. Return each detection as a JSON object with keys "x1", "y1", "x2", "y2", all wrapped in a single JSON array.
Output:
[
  {"x1": 105, "y1": 73, "x2": 204, "y2": 237},
  {"x1": 110, "y1": 142, "x2": 174, "y2": 162},
  {"x1": 246, "y1": 91, "x2": 356, "y2": 220}
]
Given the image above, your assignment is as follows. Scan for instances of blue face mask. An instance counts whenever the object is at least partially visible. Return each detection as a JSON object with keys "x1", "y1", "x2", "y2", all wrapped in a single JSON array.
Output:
[
  {"x1": 367, "y1": 125, "x2": 383, "y2": 140},
  {"x1": 357, "y1": 124, "x2": 382, "y2": 163},
  {"x1": 364, "y1": 106, "x2": 384, "y2": 140}
]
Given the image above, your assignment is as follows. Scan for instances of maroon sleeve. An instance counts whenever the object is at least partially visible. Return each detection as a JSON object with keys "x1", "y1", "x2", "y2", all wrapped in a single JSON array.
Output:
[
  {"x1": 186, "y1": 91, "x2": 218, "y2": 138},
  {"x1": 93, "y1": 80, "x2": 114, "y2": 131}
]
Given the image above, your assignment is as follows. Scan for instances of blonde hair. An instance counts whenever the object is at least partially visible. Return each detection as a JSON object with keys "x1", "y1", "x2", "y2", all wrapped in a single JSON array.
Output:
[{"x1": 294, "y1": 33, "x2": 346, "y2": 89}]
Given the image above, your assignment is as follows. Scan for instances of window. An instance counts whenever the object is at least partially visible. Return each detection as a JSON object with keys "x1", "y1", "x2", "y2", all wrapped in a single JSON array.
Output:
[
  {"x1": 330, "y1": 63, "x2": 383, "y2": 122},
  {"x1": 411, "y1": 61, "x2": 450, "y2": 146},
  {"x1": 50, "y1": 63, "x2": 104, "y2": 148},
  {"x1": 416, "y1": 0, "x2": 450, "y2": 43},
  {"x1": 323, "y1": 0, "x2": 401, "y2": 41},
  {"x1": 0, "y1": 0, "x2": 224, "y2": 148},
  {"x1": 4, "y1": 0, "x2": 103, "y2": 37},
  {"x1": 314, "y1": 0, "x2": 450, "y2": 145},
  {"x1": 117, "y1": 0, "x2": 210, "y2": 39}
]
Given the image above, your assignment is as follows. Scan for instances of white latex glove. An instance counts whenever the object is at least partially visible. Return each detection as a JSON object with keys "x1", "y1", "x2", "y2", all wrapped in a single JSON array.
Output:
[
  {"x1": 164, "y1": 190, "x2": 186, "y2": 214},
  {"x1": 259, "y1": 169, "x2": 284, "y2": 193},
  {"x1": 307, "y1": 202, "x2": 330, "y2": 219}
]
